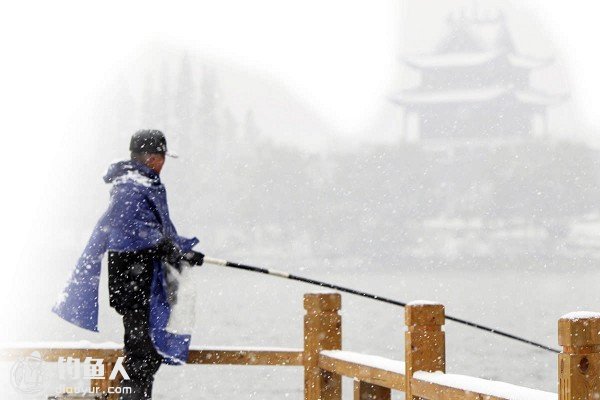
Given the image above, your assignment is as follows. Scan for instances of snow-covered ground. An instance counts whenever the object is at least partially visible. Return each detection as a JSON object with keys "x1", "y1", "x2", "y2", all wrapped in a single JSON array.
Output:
[{"x1": 2, "y1": 257, "x2": 594, "y2": 399}]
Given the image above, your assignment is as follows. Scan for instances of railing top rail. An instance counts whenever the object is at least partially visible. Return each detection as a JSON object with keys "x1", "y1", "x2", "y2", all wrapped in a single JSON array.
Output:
[
  {"x1": 413, "y1": 371, "x2": 556, "y2": 400},
  {"x1": 0, "y1": 344, "x2": 304, "y2": 366},
  {"x1": 0, "y1": 342, "x2": 303, "y2": 352},
  {"x1": 319, "y1": 350, "x2": 405, "y2": 391},
  {"x1": 0, "y1": 341, "x2": 122, "y2": 350},
  {"x1": 318, "y1": 350, "x2": 557, "y2": 400},
  {"x1": 320, "y1": 350, "x2": 405, "y2": 375}
]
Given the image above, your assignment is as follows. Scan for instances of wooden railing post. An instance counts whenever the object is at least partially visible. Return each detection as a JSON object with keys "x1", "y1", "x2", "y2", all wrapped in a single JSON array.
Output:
[
  {"x1": 404, "y1": 301, "x2": 445, "y2": 400},
  {"x1": 353, "y1": 379, "x2": 391, "y2": 400},
  {"x1": 559, "y1": 312, "x2": 600, "y2": 400},
  {"x1": 304, "y1": 292, "x2": 342, "y2": 400}
]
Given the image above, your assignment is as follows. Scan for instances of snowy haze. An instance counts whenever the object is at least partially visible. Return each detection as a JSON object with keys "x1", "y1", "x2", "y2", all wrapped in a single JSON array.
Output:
[{"x1": 3, "y1": 0, "x2": 600, "y2": 398}]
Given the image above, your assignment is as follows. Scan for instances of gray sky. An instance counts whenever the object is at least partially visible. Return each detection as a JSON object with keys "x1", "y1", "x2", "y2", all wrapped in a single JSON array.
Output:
[
  {"x1": 3, "y1": 0, "x2": 597, "y2": 132},
  {"x1": 2, "y1": 1, "x2": 597, "y2": 137}
]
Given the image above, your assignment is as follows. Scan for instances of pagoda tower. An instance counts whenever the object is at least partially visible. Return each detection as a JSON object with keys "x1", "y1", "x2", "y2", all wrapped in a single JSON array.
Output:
[{"x1": 391, "y1": 11, "x2": 564, "y2": 142}]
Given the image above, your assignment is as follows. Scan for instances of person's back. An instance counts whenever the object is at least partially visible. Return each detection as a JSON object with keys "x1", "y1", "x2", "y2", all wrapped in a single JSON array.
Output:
[{"x1": 53, "y1": 130, "x2": 204, "y2": 400}]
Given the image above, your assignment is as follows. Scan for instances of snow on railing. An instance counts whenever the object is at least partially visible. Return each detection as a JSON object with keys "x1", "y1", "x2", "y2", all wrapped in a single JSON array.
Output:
[
  {"x1": 413, "y1": 371, "x2": 555, "y2": 400},
  {"x1": 319, "y1": 350, "x2": 406, "y2": 375},
  {"x1": 317, "y1": 347, "x2": 555, "y2": 400}
]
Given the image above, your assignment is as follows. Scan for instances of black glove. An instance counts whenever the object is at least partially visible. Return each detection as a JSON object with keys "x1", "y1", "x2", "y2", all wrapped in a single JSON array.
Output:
[
  {"x1": 183, "y1": 250, "x2": 204, "y2": 266},
  {"x1": 157, "y1": 237, "x2": 184, "y2": 266}
]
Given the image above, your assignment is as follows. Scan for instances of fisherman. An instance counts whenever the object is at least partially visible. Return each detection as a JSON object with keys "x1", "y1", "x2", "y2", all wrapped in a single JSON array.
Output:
[{"x1": 53, "y1": 129, "x2": 204, "y2": 400}]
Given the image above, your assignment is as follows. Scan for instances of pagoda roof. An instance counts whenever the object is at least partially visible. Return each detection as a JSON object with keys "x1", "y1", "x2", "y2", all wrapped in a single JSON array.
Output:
[
  {"x1": 404, "y1": 51, "x2": 501, "y2": 69},
  {"x1": 391, "y1": 86, "x2": 564, "y2": 106},
  {"x1": 391, "y1": 86, "x2": 510, "y2": 105},
  {"x1": 403, "y1": 51, "x2": 551, "y2": 70}
]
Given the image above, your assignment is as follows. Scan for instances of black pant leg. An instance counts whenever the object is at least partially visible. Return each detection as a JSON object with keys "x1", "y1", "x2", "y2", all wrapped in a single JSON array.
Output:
[
  {"x1": 108, "y1": 250, "x2": 157, "y2": 315},
  {"x1": 119, "y1": 308, "x2": 163, "y2": 400}
]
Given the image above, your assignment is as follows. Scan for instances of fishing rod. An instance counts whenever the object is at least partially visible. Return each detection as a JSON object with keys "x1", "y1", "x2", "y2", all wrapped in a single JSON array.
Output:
[{"x1": 203, "y1": 256, "x2": 560, "y2": 354}]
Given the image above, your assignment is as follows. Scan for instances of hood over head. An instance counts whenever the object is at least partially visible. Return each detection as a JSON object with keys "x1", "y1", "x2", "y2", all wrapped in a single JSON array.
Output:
[{"x1": 103, "y1": 160, "x2": 160, "y2": 186}]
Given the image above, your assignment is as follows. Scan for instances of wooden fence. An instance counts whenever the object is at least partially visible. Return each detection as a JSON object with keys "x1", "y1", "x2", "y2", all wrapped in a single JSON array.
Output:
[{"x1": 1, "y1": 292, "x2": 598, "y2": 399}]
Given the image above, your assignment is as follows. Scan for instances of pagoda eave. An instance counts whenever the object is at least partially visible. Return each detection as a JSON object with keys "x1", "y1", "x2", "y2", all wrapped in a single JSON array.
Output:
[
  {"x1": 390, "y1": 86, "x2": 510, "y2": 106},
  {"x1": 402, "y1": 51, "x2": 501, "y2": 69},
  {"x1": 402, "y1": 52, "x2": 552, "y2": 70},
  {"x1": 507, "y1": 53, "x2": 553, "y2": 69},
  {"x1": 515, "y1": 90, "x2": 567, "y2": 106},
  {"x1": 391, "y1": 87, "x2": 565, "y2": 107}
]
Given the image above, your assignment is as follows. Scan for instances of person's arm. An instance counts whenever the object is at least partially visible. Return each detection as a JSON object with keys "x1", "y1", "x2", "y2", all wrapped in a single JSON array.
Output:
[
  {"x1": 160, "y1": 207, "x2": 202, "y2": 265},
  {"x1": 113, "y1": 183, "x2": 203, "y2": 266}
]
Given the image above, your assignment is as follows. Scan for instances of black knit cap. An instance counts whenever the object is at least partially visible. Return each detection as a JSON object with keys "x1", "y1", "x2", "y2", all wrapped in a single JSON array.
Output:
[{"x1": 129, "y1": 129, "x2": 177, "y2": 157}]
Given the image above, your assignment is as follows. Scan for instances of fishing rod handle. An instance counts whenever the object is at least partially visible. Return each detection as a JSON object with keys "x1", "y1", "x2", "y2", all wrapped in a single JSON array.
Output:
[{"x1": 204, "y1": 256, "x2": 228, "y2": 266}]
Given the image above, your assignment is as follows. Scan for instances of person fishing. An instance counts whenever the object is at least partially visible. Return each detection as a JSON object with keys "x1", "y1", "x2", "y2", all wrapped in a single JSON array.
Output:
[{"x1": 52, "y1": 129, "x2": 205, "y2": 399}]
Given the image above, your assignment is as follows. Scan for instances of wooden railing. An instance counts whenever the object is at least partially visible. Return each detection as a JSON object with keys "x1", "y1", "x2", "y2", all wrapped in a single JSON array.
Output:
[
  {"x1": 2, "y1": 292, "x2": 599, "y2": 399},
  {"x1": 0, "y1": 344, "x2": 303, "y2": 398}
]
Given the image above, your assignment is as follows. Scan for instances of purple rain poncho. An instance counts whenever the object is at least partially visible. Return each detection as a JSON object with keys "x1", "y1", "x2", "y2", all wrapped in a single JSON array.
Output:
[{"x1": 52, "y1": 160, "x2": 199, "y2": 364}]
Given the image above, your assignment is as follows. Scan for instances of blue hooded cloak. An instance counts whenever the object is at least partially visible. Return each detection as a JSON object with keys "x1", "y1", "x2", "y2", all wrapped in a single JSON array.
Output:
[{"x1": 52, "y1": 160, "x2": 199, "y2": 365}]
